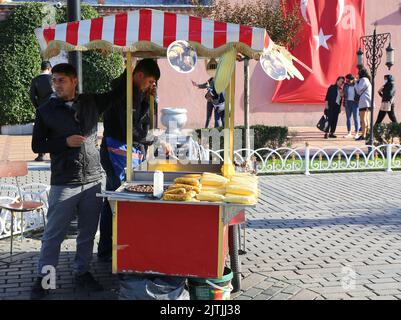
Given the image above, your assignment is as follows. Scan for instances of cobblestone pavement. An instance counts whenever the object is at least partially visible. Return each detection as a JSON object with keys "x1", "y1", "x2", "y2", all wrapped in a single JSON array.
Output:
[{"x1": 2, "y1": 170, "x2": 401, "y2": 300}]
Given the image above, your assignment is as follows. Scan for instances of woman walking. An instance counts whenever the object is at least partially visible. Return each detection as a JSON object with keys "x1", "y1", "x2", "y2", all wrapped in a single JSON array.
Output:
[
  {"x1": 355, "y1": 68, "x2": 372, "y2": 141},
  {"x1": 375, "y1": 75, "x2": 397, "y2": 125}
]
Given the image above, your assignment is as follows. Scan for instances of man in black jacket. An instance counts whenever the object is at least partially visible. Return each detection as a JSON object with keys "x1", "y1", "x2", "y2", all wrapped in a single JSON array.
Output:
[
  {"x1": 97, "y1": 59, "x2": 172, "y2": 261},
  {"x1": 29, "y1": 61, "x2": 53, "y2": 161},
  {"x1": 30, "y1": 63, "x2": 125, "y2": 299}
]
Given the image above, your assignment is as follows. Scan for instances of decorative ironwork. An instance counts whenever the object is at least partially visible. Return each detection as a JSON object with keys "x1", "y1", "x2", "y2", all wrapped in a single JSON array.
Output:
[{"x1": 360, "y1": 32, "x2": 391, "y2": 78}]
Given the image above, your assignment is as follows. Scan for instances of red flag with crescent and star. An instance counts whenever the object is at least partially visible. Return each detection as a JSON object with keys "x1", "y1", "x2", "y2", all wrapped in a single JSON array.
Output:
[{"x1": 272, "y1": 0, "x2": 365, "y2": 104}]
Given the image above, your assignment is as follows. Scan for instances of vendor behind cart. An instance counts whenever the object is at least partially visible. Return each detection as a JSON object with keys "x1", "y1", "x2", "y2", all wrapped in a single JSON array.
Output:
[{"x1": 98, "y1": 59, "x2": 173, "y2": 262}]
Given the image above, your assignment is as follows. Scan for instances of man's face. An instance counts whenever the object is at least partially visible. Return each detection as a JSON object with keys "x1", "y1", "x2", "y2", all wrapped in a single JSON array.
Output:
[
  {"x1": 337, "y1": 79, "x2": 344, "y2": 87},
  {"x1": 52, "y1": 73, "x2": 77, "y2": 100},
  {"x1": 135, "y1": 72, "x2": 157, "y2": 92}
]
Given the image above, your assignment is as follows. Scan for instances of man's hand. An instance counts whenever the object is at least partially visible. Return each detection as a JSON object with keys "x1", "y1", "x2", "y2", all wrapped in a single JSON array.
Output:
[
  {"x1": 160, "y1": 140, "x2": 173, "y2": 156},
  {"x1": 66, "y1": 135, "x2": 86, "y2": 148}
]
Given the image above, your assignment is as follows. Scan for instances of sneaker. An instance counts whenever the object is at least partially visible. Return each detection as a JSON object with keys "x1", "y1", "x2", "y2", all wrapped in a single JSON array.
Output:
[
  {"x1": 75, "y1": 272, "x2": 103, "y2": 292},
  {"x1": 329, "y1": 134, "x2": 337, "y2": 138},
  {"x1": 356, "y1": 136, "x2": 365, "y2": 141},
  {"x1": 34, "y1": 156, "x2": 44, "y2": 162},
  {"x1": 30, "y1": 277, "x2": 48, "y2": 300},
  {"x1": 343, "y1": 133, "x2": 352, "y2": 138},
  {"x1": 354, "y1": 134, "x2": 360, "y2": 140}
]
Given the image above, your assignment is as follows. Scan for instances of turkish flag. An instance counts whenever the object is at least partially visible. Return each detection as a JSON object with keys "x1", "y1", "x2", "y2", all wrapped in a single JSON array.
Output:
[{"x1": 272, "y1": 0, "x2": 365, "y2": 104}]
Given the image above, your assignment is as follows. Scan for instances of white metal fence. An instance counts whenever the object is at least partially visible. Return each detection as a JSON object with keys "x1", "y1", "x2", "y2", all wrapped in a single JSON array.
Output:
[
  {"x1": 194, "y1": 144, "x2": 401, "y2": 175},
  {"x1": 2, "y1": 144, "x2": 399, "y2": 238}
]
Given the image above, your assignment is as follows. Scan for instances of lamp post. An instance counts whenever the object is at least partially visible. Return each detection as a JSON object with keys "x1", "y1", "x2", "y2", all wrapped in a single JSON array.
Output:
[
  {"x1": 67, "y1": 0, "x2": 83, "y2": 94},
  {"x1": 356, "y1": 29, "x2": 394, "y2": 147}
]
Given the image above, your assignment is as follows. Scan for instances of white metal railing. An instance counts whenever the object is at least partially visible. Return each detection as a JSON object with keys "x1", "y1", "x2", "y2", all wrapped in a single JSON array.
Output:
[
  {"x1": 0, "y1": 183, "x2": 49, "y2": 239},
  {"x1": 192, "y1": 144, "x2": 401, "y2": 175}
]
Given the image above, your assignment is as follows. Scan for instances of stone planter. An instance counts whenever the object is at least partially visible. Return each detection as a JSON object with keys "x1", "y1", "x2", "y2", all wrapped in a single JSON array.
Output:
[
  {"x1": 161, "y1": 108, "x2": 188, "y2": 135},
  {"x1": 1, "y1": 123, "x2": 34, "y2": 135}
]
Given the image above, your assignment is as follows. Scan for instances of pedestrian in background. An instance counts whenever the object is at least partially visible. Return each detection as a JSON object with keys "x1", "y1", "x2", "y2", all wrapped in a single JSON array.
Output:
[
  {"x1": 375, "y1": 74, "x2": 397, "y2": 125},
  {"x1": 29, "y1": 61, "x2": 53, "y2": 161},
  {"x1": 324, "y1": 76, "x2": 345, "y2": 139},
  {"x1": 355, "y1": 68, "x2": 372, "y2": 141},
  {"x1": 192, "y1": 78, "x2": 224, "y2": 128},
  {"x1": 343, "y1": 74, "x2": 360, "y2": 139}
]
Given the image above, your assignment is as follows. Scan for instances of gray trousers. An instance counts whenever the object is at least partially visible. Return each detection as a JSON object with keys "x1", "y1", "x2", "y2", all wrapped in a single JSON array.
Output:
[{"x1": 37, "y1": 181, "x2": 102, "y2": 276}]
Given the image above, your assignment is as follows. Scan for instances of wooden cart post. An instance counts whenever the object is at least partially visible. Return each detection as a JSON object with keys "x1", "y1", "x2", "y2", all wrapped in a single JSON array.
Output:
[
  {"x1": 149, "y1": 95, "x2": 155, "y2": 130},
  {"x1": 126, "y1": 52, "x2": 135, "y2": 182},
  {"x1": 230, "y1": 65, "x2": 236, "y2": 161},
  {"x1": 223, "y1": 74, "x2": 231, "y2": 177}
]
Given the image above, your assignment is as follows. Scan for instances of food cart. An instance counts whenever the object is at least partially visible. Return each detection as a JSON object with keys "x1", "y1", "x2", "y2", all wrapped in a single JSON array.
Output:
[{"x1": 35, "y1": 8, "x2": 305, "y2": 294}]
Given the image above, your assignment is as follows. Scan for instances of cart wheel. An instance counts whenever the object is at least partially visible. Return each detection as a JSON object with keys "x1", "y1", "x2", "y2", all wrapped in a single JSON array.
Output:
[{"x1": 229, "y1": 224, "x2": 241, "y2": 293}]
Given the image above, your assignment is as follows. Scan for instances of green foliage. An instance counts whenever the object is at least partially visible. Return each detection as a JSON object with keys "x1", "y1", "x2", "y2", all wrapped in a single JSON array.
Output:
[
  {"x1": 193, "y1": 0, "x2": 302, "y2": 48},
  {"x1": 373, "y1": 123, "x2": 401, "y2": 145},
  {"x1": 0, "y1": 2, "x2": 124, "y2": 126}
]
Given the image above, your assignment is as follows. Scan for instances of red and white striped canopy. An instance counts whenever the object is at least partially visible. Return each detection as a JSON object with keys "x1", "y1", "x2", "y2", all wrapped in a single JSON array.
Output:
[{"x1": 35, "y1": 8, "x2": 273, "y2": 59}]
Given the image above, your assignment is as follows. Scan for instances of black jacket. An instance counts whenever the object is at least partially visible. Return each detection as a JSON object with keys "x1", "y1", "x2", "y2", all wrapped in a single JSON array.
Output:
[
  {"x1": 325, "y1": 85, "x2": 343, "y2": 107},
  {"x1": 379, "y1": 75, "x2": 396, "y2": 103},
  {"x1": 102, "y1": 70, "x2": 156, "y2": 155},
  {"x1": 29, "y1": 74, "x2": 53, "y2": 109},
  {"x1": 32, "y1": 77, "x2": 125, "y2": 186}
]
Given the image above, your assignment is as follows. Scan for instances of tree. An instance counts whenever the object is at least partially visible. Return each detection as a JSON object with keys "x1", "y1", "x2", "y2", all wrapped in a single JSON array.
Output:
[
  {"x1": 192, "y1": 0, "x2": 302, "y2": 48},
  {"x1": 0, "y1": 2, "x2": 124, "y2": 126}
]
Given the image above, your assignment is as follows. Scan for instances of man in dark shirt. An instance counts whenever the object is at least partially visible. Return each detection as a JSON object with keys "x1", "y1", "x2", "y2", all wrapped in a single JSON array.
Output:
[
  {"x1": 29, "y1": 61, "x2": 53, "y2": 161},
  {"x1": 97, "y1": 59, "x2": 172, "y2": 261},
  {"x1": 30, "y1": 63, "x2": 125, "y2": 299}
]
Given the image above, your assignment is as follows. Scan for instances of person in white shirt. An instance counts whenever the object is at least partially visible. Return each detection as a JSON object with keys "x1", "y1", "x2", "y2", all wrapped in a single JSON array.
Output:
[{"x1": 355, "y1": 68, "x2": 373, "y2": 141}]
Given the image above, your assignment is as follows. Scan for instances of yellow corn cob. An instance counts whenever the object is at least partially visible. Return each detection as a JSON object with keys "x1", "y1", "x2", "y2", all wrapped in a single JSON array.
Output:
[
  {"x1": 224, "y1": 194, "x2": 256, "y2": 205},
  {"x1": 196, "y1": 192, "x2": 225, "y2": 202},
  {"x1": 214, "y1": 48, "x2": 237, "y2": 94},
  {"x1": 202, "y1": 172, "x2": 229, "y2": 180},
  {"x1": 201, "y1": 186, "x2": 226, "y2": 195},
  {"x1": 201, "y1": 174, "x2": 229, "y2": 187},
  {"x1": 226, "y1": 184, "x2": 257, "y2": 196}
]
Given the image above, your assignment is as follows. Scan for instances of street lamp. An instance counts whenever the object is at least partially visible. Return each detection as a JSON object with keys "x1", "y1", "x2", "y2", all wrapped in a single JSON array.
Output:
[{"x1": 356, "y1": 29, "x2": 394, "y2": 147}]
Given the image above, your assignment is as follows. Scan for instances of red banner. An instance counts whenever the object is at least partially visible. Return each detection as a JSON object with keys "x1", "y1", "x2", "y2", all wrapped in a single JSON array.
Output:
[{"x1": 272, "y1": 0, "x2": 365, "y2": 104}]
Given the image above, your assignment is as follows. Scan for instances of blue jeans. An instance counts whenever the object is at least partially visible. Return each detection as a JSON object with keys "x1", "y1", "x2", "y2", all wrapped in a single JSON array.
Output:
[
  {"x1": 345, "y1": 100, "x2": 360, "y2": 133},
  {"x1": 98, "y1": 140, "x2": 122, "y2": 259},
  {"x1": 205, "y1": 102, "x2": 220, "y2": 128},
  {"x1": 37, "y1": 180, "x2": 102, "y2": 276}
]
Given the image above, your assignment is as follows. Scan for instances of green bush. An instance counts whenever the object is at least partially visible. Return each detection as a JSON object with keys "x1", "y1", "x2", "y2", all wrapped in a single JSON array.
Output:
[
  {"x1": 0, "y1": 3, "x2": 124, "y2": 126},
  {"x1": 194, "y1": 125, "x2": 289, "y2": 151},
  {"x1": 373, "y1": 123, "x2": 401, "y2": 145}
]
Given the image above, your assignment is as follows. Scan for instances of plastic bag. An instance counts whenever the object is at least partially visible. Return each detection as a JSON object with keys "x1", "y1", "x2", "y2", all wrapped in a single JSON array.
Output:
[{"x1": 118, "y1": 275, "x2": 189, "y2": 300}]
